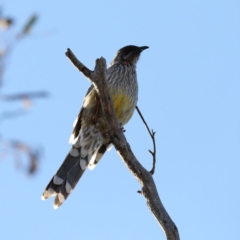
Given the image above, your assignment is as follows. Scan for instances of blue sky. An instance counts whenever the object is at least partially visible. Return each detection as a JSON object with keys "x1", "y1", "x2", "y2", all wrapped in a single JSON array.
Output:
[{"x1": 1, "y1": 0, "x2": 239, "y2": 239}]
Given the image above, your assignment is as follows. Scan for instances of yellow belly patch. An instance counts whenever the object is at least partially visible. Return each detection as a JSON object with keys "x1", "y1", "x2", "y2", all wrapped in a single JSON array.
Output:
[{"x1": 111, "y1": 89, "x2": 134, "y2": 125}]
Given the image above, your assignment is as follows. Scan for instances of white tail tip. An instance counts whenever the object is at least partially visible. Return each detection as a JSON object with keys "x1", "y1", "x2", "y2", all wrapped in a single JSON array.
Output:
[
  {"x1": 41, "y1": 195, "x2": 46, "y2": 200},
  {"x1": 53, "y1": 204, "x2": 59, "y2": 210}
]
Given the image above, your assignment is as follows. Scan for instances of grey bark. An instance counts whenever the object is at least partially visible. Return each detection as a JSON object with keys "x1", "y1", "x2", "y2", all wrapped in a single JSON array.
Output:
[{"x1": 65, "y1": 48, "x2": 180, "y2": 240}]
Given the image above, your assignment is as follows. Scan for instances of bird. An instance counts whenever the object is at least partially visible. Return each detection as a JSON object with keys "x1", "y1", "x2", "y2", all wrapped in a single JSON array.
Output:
[{"x1": 41, "y1": 45, "x2": 149, "y2": 209}]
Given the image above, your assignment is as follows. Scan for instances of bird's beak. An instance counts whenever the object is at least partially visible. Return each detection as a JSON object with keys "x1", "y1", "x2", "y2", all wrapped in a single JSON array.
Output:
[
  {"x1": 139, "y1": 46, "x2": 149, "y2": 51},
  {"x1": 131, "y1": 46, "x2": 149, "y2": 57}
]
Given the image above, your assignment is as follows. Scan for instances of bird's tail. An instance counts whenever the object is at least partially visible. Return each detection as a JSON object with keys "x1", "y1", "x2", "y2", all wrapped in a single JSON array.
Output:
[
  {"x1": 41, "y1": 150, "x2": 89, "y2": 209},
  {"x1": 41, "y1": 125, "x2": 105, "y2": 209}
]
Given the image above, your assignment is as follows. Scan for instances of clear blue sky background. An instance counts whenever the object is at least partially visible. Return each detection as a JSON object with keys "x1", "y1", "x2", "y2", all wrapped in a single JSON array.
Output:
[{"x1": 1, "y1": 0, "x2": 239, "y2": 239}]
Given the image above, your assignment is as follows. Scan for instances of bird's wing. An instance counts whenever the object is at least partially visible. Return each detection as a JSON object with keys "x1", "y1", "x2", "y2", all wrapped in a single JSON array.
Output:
[
  {"x1": 71, "y1": 84, "x2": 112, "y2": 171},
  {"x1": 72, "y1": 84, "x2": 94, "y2": 138}
]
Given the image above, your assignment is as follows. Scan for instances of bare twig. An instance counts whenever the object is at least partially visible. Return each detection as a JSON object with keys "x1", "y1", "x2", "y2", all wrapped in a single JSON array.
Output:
[
  {"x1": 0, "y1": 12, "x2": 43, "y2": 176},
  {"x1": 65, "y1": 48, "x2": 93, "y2": 81},
  {"x1": 65, "y1": 48, "x2": 180, "y2": 240},
  {"x1": 0, "y1": 91, "x2": 49, "y2": 101},
  {"x1": 135, "y1": 105, "x2": 157, "y2": 175},
  {"x1": 0, "y1": 138, "x2": 40, "y2": 175}
]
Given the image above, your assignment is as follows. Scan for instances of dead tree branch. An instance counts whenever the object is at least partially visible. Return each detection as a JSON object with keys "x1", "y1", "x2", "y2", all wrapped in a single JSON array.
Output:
[
  {"x1": 65, "y1": 48, "x2": 180, "y2": 240},
  {"x1": 1, "y1": 91, "x2": 49, "y2": 101},
  {"x1": 0, "y1": 137, "x2": 40, "y2": 175},
  {"x1": 135, "y1": 105, "x2": 157, "y2": 175},
  {"x1": 0, "y1": 12, "x2": 45, "y2": 176}
]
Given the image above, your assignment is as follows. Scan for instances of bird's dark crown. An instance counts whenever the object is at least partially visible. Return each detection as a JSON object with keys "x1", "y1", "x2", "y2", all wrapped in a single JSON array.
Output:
[{"x1": 111, "y1": 45, "x2": 149, "y2": 66}]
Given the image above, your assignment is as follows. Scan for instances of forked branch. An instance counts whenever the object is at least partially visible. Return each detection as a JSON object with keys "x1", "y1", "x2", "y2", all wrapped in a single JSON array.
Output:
[
  {"x1": 65, "y1": 48, "x2": 180, "y2": 240},
  {"x1": 135, "y1": 105, "x2": 156, "y2": 175}
]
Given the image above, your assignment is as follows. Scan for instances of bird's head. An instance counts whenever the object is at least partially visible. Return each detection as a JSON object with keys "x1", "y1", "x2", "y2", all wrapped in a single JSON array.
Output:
[{"x1": 110, "y1": 45, "x2": 149, "y2": 66}]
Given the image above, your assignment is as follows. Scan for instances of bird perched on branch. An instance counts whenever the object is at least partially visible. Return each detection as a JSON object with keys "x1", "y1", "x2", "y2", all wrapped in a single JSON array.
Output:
[{"x1": 41, "y1": 45, "x2": 149, "y2": 209}]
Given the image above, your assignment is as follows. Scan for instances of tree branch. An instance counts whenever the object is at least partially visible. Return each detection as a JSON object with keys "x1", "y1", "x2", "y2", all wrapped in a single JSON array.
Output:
[
  {"x1": 65, "y1": 48, "x2": 180, "y2": 240},
  {"x1": 135, "y1": 105, "x2": 156, "y2": 175},
  {"x1": 0, "y1": 91, "x2": 49, "y2": 101},
  {"x1": 0, "y1": 137, "x2": 40, "y2": 175},
  {"x1": 65, "y1": 48, "x2": 93, "y2": 81}
]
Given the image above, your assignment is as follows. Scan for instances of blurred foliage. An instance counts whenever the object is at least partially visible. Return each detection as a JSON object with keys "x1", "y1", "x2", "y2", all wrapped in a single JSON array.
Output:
[
  {"x1": 0, "y1": 8, "x2": 47, "y2": 175},
  {"x1": 22, "y1": 14, "x2": 38, "y2": 34},
  {"x1": 0, "y1": 17, "x2": 13, "y2": 29},
  {"x1": 0, "y1": 136, "x2": 41, "y2": 175}
]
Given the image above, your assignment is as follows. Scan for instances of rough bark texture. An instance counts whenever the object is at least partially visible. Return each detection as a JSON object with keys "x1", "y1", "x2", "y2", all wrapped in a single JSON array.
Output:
[{"x1": 65, "y1": 48, "x2": 180, "y2": 240}]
